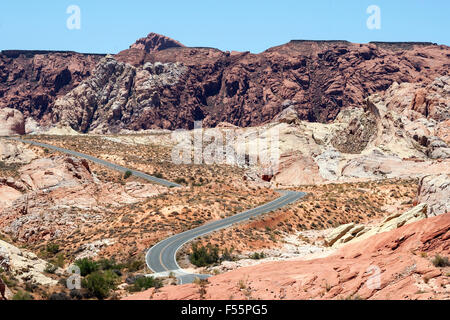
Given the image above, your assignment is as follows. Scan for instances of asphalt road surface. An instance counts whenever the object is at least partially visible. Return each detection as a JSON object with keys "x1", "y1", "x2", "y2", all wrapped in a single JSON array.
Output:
[
  {"x1": 146, "y1": 190, "x2": 306, "y2": 284},
  {"x1": 7, "y1": 137, "x2": 181, "y2": 188},
  {"x1": 7, "y1": 136, "x2": 305, "y2": 284}
]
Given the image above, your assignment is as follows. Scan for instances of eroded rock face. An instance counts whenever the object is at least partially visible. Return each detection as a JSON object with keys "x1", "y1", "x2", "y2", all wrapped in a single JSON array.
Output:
[
  {"x1": 327, "y1": 203, "x2": 428, "y2": 248},
  {"x1": 0, "y1": 108, "x2": 25, "y2": 135},
  {"x1": 111, "y1": 41, "x2": 450, "y2": 131},
  {"x1": 0, "y1": 184, "x2": 22, "y2": 208},
  {"x1": 407, "y1": 76, "x2": 449, "y2": 122},
  {"x1": 129, "y1": 32, "x2": 185, "y2": 53},
  {"x1": 0, "y1": 140, "x2": 36, "y2": 164},
  {"x1": 0, "y1": 155, "x2": 168, "y2": 243},
  {"x1": 272, "y1": 152, "x2": 324, "y2": 186},
  {"x1": 0, "y1": 240, "x2": 59, "y2": 286},
  {"x1": 4, "y1": 35, "x2": 448, "y2": 132},
  {"x1": 331, "y1": 107, "x2": 377, "y2": 154},
  {"x1": 418, "y1": 174, "x2": 450, "y2": 216},
  {"x1": 52, "y1": 56, "x2": 188, "y2": 133},
  {"x1": 0, "y1": 51, "x2": 102, "y2": 126},
  {"x1": 19, "y1": 156, "x2": 93, "y2": 191}
]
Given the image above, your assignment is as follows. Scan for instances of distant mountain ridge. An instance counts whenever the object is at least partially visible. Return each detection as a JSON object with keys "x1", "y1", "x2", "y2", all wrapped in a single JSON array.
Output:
[{"x1": 0, "y1": 33, "x2": 448, "y2": 132}]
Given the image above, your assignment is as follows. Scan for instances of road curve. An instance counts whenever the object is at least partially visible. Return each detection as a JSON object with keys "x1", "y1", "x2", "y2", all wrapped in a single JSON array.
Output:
[
  {"x1": 146, "y1": 190, "x2": 306, "y2": 284},
  {"x1": 6, "y1": 137, "x2": 305, "y2": 284},
  {"x1": 7, "y1": 137, "x2": 181, "y2": 188}
]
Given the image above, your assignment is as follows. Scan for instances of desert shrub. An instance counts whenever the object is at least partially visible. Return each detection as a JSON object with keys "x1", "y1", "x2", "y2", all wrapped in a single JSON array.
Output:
[
  {"x1": 189, "y1": 243, "x2": 220, "y2": 267},
  {"x1": 221, "y1": 247, "x2": 235, "y2": 262},
  {"x1": 126, "y1": 259, "x2": 144, "y2": 272},
  {"x1": 98, "y1": 258, "x2": 123, "y2": 271},
  {"x1": 124, "y1": 170, "x2": 132, "y2": 179},
  {"x1": 52, "y1": 253, "x2": 65, "y2": 268},
  {"x1": 44, "y1": 263, "x2": 57, "y2": 274},
  {"x1": 12, "y1": 290, "x2": 34, "y2": 300},
  {"x1": 24, "y1": 281, "x2": 38, "y2": 293},
  {"x1": 1, "y1": 273, "x2": 17, "y2": 288},
  {"x1": 174, "y1": 177, "x2": 188, "y2": 185},
  {"x1": 128, "y1": 276, "x2": 163, "y2": 292},
  {"x1": 75, "y1": 258, "x2": 99, "y2": 276},
  {"x1": 82, "y1": 270, "x2": 118, "y2": 300},
  {"x1": 70, "y1": 289, "x2": 83, "y2": 300},
  {"x1": 432, "y1": 254, "x2": 450, "y2": 267},
  {"x1": 153, "y1": 172, "x2": 164, "y2": 179},
  {"x1": 249, "y1": 252, "x2": 266, "y2": 260},
  {"x1": 46, "y1": 243, "x2": 60, "y2": 255}
]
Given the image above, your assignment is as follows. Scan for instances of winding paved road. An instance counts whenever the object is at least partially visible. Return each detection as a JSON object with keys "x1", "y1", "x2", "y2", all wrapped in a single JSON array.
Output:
[
  {"x1": 7, "y1": 137, "x2": 181, "y2": 188},
  {"x1": 7, "y1": 137, "x2": 305, "y2": 284},
  {"x1": 146, "y1": 190, "x2": 306, "y2": 284}
]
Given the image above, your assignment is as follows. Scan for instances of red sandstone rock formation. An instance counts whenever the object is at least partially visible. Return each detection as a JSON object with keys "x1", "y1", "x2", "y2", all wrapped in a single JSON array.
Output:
[
  {"x1": 125, "y1": 213, "x2": 450, "y2": 300},
  {"x1": 0, "y1": 51, "x2": 103, "y2": 124},
  {"x1": 130, "y1": 32, "x2": 185, "y2": 53},
  {"x1": 1, "y1": 34, "x2": 449, "y2": 132}
]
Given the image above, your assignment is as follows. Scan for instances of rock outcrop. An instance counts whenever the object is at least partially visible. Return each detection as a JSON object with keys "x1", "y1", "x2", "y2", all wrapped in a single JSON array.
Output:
[
  {"x1": 326, "y1": 203, "x2": 428, "y2": 248},
  {"x1": 0, "y1": 108, "x2": 25, "y2": 135},
  {"x1": 124, "y1": 213, "x2": 450, "y2": 300},
  {"x1": 418, "y1": 174, "x2": 450, "y2": 216},
  {"x1": 0, "y1": 240, "x2": 59, "y2": 286},
  {"x1": 0, "y1": 154, "x2": 167, "y2": 243},
  {"x1": 0, "y1": 140, "x2": 36, "y2": 164},
  {"x1": 52, "y1": 55, "x2": 188, "y2": 133},
  {"x1": 0, "y1": 51, "x2": 103, "y2": 127},
  {"x1": 257, "y1": 73, "x2": 450, "y2": 185},
  {"x1": 112, "y1": 40, "x2": 449, "y2": 130},
  {"x1": 2, "y1": 34, "x2": 448, "y2": 132},
  {"x1": 129, "y1": 32, "x2": 185, "y2": 53},
  {"x1": 19, "y1": 156, "x2": 93, "y2": 190}
]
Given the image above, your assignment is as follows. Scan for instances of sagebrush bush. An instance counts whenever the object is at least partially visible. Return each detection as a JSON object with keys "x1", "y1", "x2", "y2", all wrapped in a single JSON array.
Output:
[
  {"x1": 75, "y1": 258, "x2": 99, "y2": 276},
  {"x1": 189, "y1": 243, "x2": 235, "y2": 267},
  {"x1": 98, "y1": 258, "x2": 123, "y2": 271},
  {"x1": 82, "y1": 270, "x2": 118, "y2": 300},
  {"x1": 12, "y1": 290, "x2": 34, "y2": 300},
  {"x1": 190, "y1": 243, "x2": 220, "y2": 267},
  {"x1": 46, "y1": 243, "x2": 60, "y2": 255},
  {"x1": 128, "y1": 276, "x2": 163, "y2": 292},
  {"x1": 249, "y1": 252, "x2": 266, "y2": 260},
  {"x1": 432, "y1": 254, "x2": 450, "y2": 267},
  {"x1": 126, "y1": 259, "x2": 144, "y2": 272},
  {"x1": 124, "y1": 170, "x2": 132, "y2": 179}
]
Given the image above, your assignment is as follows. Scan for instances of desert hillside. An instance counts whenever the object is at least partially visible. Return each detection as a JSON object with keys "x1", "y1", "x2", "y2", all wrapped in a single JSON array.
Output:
[{"x1": 0, "y1": 32, "x2": 449, "y2": 301}]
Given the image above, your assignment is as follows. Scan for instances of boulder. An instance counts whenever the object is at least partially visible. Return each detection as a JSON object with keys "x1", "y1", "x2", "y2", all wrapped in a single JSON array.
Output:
[
  {"x1": 329, "y1": 203, "x2": 428, "y2": 248},
  {"x1": 0, "y1": 108, "x2": 25, "y2": 136},
  {"x1": 273, "y1": 106, "x2": 300, "y2": 125},
  {"x1": 418, "y1": 174, "x2": 450, "y2": 216},
  {"x1": 0, "y1": 240, "x2": 58, "y2": 286},
  {"x1": 325, "y1": 223, "x2": 354, "y2": 247},
  {"x1": 0, "y1": 140, "x2": 37, "y2": 164},
  {"x1": 19, "y1": 156, "x2": 93, "y2": 191}
]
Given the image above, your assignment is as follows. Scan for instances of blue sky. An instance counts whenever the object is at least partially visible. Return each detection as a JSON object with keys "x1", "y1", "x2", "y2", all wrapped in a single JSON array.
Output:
[{"x1": 0, "y1": 1, "x2": 448, "y2": 54}]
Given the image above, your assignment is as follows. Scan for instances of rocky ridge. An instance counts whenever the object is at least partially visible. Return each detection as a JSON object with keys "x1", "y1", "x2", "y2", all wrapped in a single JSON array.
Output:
[{"x1": 1, "y1": 33, "x2": 448, "y2": 132}]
